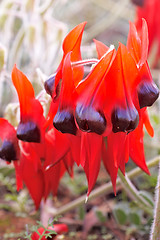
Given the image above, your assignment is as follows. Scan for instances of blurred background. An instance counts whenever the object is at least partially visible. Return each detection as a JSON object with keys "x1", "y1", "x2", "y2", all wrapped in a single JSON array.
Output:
[{"x1": 0, "y1": 0, "x2": 160, "y2": 239}]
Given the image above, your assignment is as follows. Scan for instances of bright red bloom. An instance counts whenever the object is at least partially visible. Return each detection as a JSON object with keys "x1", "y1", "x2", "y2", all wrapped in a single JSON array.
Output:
[
  {"x1": 134, "y1": 0, "x2": 160, "y2": 66},
  {"x1": 10, "y1": 65, "x2": 74, "y2": 208},
  {"x1": 14, "y1": 127, "x2": 72, "y2": 209},
  {"x1": 52, "y1": 22, "x2": 87, "y2": 100},
  {"x1": 0, "y1": 118, "x2": 19, "y2": 162},
  {"x1": 53, "y1": 52, "x2": 78, "y2": 135},
  {"x1": 12, "y1": 65, "x2": 45, "y2": 143},
  {"x1": 127, "y1": 18, "x2": 159, "y2": 109},
  {"x1": 75, "y1": 47, "x2": 116, "y2": 136},
  {"x1": 31, "y1": 224, "x2": 68, "y2": 240},
  {"x1": 1, "y1": 19, "x2": 159, "y2": 208}
]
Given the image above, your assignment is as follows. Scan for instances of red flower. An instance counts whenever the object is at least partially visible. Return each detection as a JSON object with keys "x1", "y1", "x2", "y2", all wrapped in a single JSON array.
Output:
[
  {"x1": 45, "y1": 22, "x2": 87, "y2": 100},
  {"x1": 12, "y1": 65, "x2": 45, "y2": 143},
  {"x1": 1, "y1": 19, "x2": 159, "y2": 207},
  {"x1": 10, "y1": 66, "x2": 74, "y2": 208},
  {"x1": 31, "y1": 224, "x2": 68, "y2": 240},
  {"x1": 127, "y1": 18, "x2": 159, "y2": 108},
  {"x1": 0, "y1": 118, "x2": 19, "y2": 162},
  {"x1": 133, "y1": 0, "x2": 160, "y2": 66},
  {"x1": 53, "y1": 52, "x2": 78, "y2": 135}
]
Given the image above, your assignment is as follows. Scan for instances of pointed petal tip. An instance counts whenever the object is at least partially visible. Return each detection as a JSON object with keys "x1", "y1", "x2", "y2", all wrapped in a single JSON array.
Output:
[{"x1": 85, "y1": 195, "x2": 89, "y2": 203}]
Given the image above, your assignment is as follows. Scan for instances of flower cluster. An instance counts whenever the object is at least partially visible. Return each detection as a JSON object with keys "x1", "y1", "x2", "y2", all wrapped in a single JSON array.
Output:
[
  {"x1": 133, "y1": 0, "x2": 160, "y2": 67},
  {"x1": 31, "y1": 224, "x2": 68, "y2": 240},
  {"x1": 0, "y1": 19, "x2": 159, "y2": 209}
]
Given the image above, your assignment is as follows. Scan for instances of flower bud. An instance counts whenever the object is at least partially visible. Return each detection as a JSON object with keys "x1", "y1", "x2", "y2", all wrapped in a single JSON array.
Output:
[
  {"x1": 53, "y1": 109, "x2": 77, "y2": 135},
  {"x1": 17, "y1": 121, "x2": 40, "y2": 142},
  {"x1": 138, "y1": 81, "x2": 159, "y2": 108},
  {"x1": 111, "y1": 107, "x2": 139, "y2": 133},
  {"x1": 75, "y1": 104, "x2": 106, "y2": 135},
  {"x1": 0, "y1": 140, "x2": 17, "y2": 162}
]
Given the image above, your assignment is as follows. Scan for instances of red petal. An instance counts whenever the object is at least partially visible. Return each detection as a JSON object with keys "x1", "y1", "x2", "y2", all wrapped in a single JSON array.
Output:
[
  {"x1": 44, "y1": 160, "x2": 64, "y2": 199},
  {"x1": 143, "y1": 109, "x2": 154, "y2": 137},
  {"x1": 76, "y1": 49, "x2": 116, "y2": 107},
  {"x1": 118, "y1": 43, "x2": 139, "y2": 92},
  {"x1": 62, "y1": 22, "x2": 87, "y2": 54},
  {"x1": 67, "y1": 133, "x2": 81, "y2": 166},
  {"x1": 129, "y1": 118, "x2": 150, "y2": 175},
  {"x1": 140, "y1": 18, "x2": 149, "y2": 66},
  {"x1": 18, "y1": 146, "x2": 45, "y2": 209},
  {"x1": 102, "y1": 132, "x2": 129, "y2": 193},
  {"x1": 0, "y1": 118, "x2": 19, "y2": 161},
  {"x1": 93, "y1": 39, "x2": 109, "y2": 59},
  {"x1": 12, "y1": 64, "x2": 35, "y2": 118},
  {"x1": 102, "y1": 138, "x2": 118, "y2": 194},
  {"x1": 82, "y1": 133, "x2": 102, "y2": 196},
  {"x1": 43, "y1": 129, "x2": 69, "y2": 168},
  {"x1": 127, "y1": 21, "x2": 142, "y2": 64},
  {"x1": 127, "y1": 19, "x2": 149, "y2": 67},
  {"x1": 59, "y1": 52, "x2": 76, "y2": 108},
  {"x1": 54, "y1": 22, "x2": 87, "y2": 99}
]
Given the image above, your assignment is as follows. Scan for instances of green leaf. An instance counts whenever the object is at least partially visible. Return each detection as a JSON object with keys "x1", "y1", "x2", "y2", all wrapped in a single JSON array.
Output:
[
  {"x1": 95, "y1": 210, "x2": 106, "y2": 223},
  {"x1": 128, "y1": 212, "x2": 141, "y2": 226},
  {"x1": 139, "y1": 191, "x2": 154, "y2": 207},
  {"x1": 113, "y1": 207, "x2": 127, "y2": 225}
]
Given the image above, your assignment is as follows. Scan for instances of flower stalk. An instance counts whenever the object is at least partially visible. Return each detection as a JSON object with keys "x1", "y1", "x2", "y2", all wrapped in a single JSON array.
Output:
[
  {"x1": 45, "y1": 155, "x2": 160, "y2": 217},
  {"x1": 150, "y1": 160, "x2": 160, "y2": 240},
  {"x1": 71, "y1": 58, "x2": 98, "y2": 67},
  {"x1": 118, "y1": 170, "x2": 153, "y2": 215}
]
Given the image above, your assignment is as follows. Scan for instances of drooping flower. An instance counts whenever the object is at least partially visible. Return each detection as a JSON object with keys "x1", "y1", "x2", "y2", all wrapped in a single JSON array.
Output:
[
  {"x1": 133, "y1": 0, "x2": 160, "y2": 67},
  {"x1": 127, "y1": 18, "x2": 159, "y2": 109},
  {"x1": 45, "y1": 22, "x2": 87, "y2": 100},
  {"x1": 53, "y1": 52, "x2": 78, "y2": 135},
  {"x1": 8, "y1": 65, "x2": 75, "y2": 208},
  {"x1": 12, "y1": 65, "x2": 45, "y2": 143},
  {"x1": 75, "y1": 47, "x2": 116, "y2": 136},
  {"x1": 1, "y1": 19, "x2": 159, "y2": 208},
  {"x1": 0, "y1": 118, "x2": 19, "y2": 162}
]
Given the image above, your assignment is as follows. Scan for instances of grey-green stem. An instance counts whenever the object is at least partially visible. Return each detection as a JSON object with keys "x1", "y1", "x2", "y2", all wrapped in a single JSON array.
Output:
[
  {"x1": 45, "y1": 155, "x2": 160, "y2": 217},
  {"x1": 150, "y1": 160, "x2": 160, "y2": 240}
]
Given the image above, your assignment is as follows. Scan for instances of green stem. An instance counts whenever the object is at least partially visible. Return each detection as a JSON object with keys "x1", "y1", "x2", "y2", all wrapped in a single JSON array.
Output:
[
  {"x1": 150, "y1": 160, "x2": 160, "y2": 240},
  {"x1": 45, "y1": 155, "x2": 160, "y2": 217},
  {"x1": 118, "y1": 170, "x2": 153, "y2": 215}
]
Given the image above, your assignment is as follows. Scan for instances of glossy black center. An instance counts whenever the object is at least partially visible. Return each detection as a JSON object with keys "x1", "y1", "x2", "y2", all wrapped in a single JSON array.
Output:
[
  {"x1": 17, "y1": 121, "x2": 41, "y2": 142},
  {"x1": 111, "y1": 107, "x2": 139, "y2": 133},
  {"x1": 138, "y1": 81, "x2": 159, "y2": 109},
  {"x1": 53, "y1": 110, "x2": 77, "y2": 135},
  {"x1": 44, "y1": 75, "x2": 55, "y2": 97},
  {"x1": 0, "y1": 140, "x2": 17, "y2": 162},
  {"x1": 75, "y1": 104, "x2": 107, "y2": 135}
]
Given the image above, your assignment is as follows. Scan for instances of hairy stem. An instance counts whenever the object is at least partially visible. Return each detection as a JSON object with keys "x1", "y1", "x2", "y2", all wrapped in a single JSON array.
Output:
[
  {"x1": 118, "y1": 170, "x2": 153, "y2": 215},
  {"x1": 150, "y1": 160, "x2": 160, "y2": 240}
]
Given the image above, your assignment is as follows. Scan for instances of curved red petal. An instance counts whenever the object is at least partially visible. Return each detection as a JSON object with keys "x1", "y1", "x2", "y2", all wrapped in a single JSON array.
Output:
[
  {"x1": 129, "y1": 119, "x2": 150, "y2": 175},
  {"x1": 54, "y1": 22, "x2": 87, "y2": 100},
  {"x1": 62, "y1": 22, "x2": 87, "y2": 54},
  {"x1": 59, "y1": 52, "x2": 76, "y2": 108},
  {"x1": 18, "y1": 147, "x2": 45, "y2": 209},
  {"x1": 93, "y1": 39, "x2": 109, "y2": 59},
  {"x1": 83, "y1": 133, "x2": 102, "y2": 196},
  {"x1": 12, "y1": 64, "x2": 35, "y2": 117}
]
